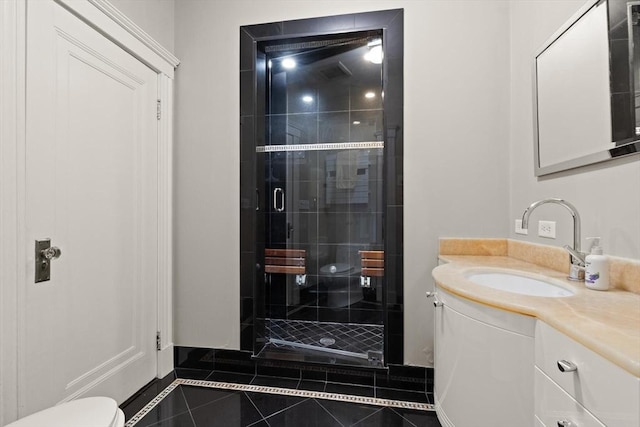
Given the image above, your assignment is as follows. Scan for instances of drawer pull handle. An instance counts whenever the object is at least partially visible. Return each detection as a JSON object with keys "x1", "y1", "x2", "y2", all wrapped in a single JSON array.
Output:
[
  {"x1": 557, "y1": 360, "x2": 577, "y2": 372},
  {"x1": 557, "y1": 420, "x2": 576, "y2": 427}
]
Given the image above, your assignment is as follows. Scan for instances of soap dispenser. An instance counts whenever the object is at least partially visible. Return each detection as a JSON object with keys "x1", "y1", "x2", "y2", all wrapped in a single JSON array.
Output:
[{"x1": 585, "y1": 237, "x2": 609, "y2": 291}]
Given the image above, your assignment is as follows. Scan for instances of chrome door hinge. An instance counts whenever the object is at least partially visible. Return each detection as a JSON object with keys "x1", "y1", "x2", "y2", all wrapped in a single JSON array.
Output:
[
  {"x1": 156, "y1": 99, "x2": 161, "y2": 120},
  {"x1": 156, "y1": 331, "x2": 161, "y2": 351}
]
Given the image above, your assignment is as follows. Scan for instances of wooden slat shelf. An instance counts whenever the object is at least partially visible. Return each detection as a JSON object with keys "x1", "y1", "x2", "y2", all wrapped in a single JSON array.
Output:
[
  {"x1": 359, "y1": 250, "x2": 384, "y2": 259},
  {"x1": 360, "y1": 250, "x2": 384, "y2": 277},
  {"x1": 265, "y1": 257, "x2": 305, "y2": 266},
  {"x1": 265, "y1": 265, "x2": 305, "y2": 274},
  {"x1": 265, "y1": 248, "x2": 306, "y2": 275},
  {"x1": 361, "y1": 259, "x2": 384, "y2": 268},
  {"x1": 265, "y1": 248, "x2": 306, "y2": 258}
]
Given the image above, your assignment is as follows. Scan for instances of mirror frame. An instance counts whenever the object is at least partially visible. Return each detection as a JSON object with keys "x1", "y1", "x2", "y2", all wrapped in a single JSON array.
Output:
[{"x1": 533, "y1": 0, "x2": 640, "y2": 176}]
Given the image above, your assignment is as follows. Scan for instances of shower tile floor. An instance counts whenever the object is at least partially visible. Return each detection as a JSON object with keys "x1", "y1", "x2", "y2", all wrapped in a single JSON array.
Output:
[
  {"x1": 122, "y1": 372, "x2": 442, "y2": 427},
  {"x1": 265, "y1": 319, "x2": 383, "y2": 360}
]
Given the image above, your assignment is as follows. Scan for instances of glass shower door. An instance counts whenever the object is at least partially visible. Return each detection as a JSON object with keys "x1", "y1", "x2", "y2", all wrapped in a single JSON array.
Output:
[{"x1": 257, "y1": 32, "x2": 386, "y2": 366}]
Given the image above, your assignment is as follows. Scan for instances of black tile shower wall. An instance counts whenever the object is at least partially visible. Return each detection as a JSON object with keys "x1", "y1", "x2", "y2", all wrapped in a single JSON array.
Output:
[
  {"x1": 240, "y1": 116, "x2": 255, "y2": 162},
  {"x1": 240, "y1": 322, "x2": 253, "y2": 351},
  {"x1": 214, "y1": 349, "x2": 255, "y2": 374},
  {"x1": 241, "y1": 9, "x2": 404, "y2": 364},
  {"x1": 612, "y1": 93, "x2": 634, "y2": 142},
  {"x1": 607, "y1": 0, "x2": 634, "y2": 142},
  {"x1": 282, "y1": 14, "x2": 355, "y2": 35},
  {"x1": 240, "y1": 71, "x2": 254, "y2": 117},
  {"x1": 240, "y1": 29, "x2": 254, "y2": 72},
  {"x1": 173, "y1": 346, "x2": 432, "y2": 395},
  {"x1": 243, "y1": 22, "x2": 283, "y2": 39},
  {"x1": 240, "y1": 29, "x2": 257, "y2": 353},
  {"x1": 382, "y1": 11, "x2": 404, "y2": 364},
  {"x1": 175, "y1": 346, "x2": 214, "y2": 371}
]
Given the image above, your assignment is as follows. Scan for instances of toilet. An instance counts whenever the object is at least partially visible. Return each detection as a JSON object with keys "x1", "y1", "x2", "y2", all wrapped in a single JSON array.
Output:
[
  {"x1": 319, "y1": 246, "x2": 363, "y2": 308},
  {"x1": 6, "y1": 397, "x2": 125, "y2": 427}
]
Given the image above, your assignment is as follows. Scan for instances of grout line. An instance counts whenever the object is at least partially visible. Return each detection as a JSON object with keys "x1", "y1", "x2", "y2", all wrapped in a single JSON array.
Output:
[
  {"x1": 260, "y1": 396, "x2": 308, "y2": 422},
  {"x1": 373, "y1": 373, "x2": 377, "y2": 399},
  {"x1": 178, "y1": 383, "x2": 197, "y2": 427},
  {"x1": 125, "y1": 378, "x2": 435, "y2": 427},
  {"x1": 389, "y1": 407, "x2": 419, "y2": 427},
  {"x1": 376, "y1": 385, "x2": 430, "y2": 393},
  {"x1": 299, "y1": 367, "x2": 302, "y2": 386},
  {"x1": 244, "y1": 390, "x2": 269, "y2": 420},
  {"x1": 353, "y1": 405, "x2": 385, "y2": 425},
  {"x1": 315, "y1": 399, "x2": 347, "y2": 427}
]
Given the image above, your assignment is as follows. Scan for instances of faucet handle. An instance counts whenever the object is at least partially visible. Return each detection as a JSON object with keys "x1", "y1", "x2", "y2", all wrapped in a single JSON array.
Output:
[
  {"x1": 563, "y1": 245, "x2": 586, "y2": 282},
  {"x1": 563, "y1": 245, "x2": 585, "y2": 265}
]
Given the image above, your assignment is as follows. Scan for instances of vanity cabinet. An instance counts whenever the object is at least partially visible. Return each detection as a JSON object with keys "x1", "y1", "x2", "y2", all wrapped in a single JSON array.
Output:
[
  {"x1": 534, "y1": 322, "x2": 640, "y2": 427},
  {"x1": 434, "y1": 286, "x2": 535, "y2": 427},
  {"x1": 433, "y1": 287, "x2": 640, "y2": 427}
]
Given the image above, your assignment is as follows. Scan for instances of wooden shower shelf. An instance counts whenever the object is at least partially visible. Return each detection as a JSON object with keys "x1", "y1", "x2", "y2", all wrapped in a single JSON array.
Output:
[
  {"x1": 359, "y1": 250, "x2": 384, "y2": 277},
  {"x1": 265, "y1": 249, "x2": 306, "y2": 275}
]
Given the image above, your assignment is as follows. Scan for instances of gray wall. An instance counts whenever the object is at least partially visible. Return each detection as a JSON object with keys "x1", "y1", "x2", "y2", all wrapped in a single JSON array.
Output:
[
  {"x1": 508, "y1": 1, "x2": 640, "y2": 261},
  {"x1": 109, "y1": 0, "x2": 175, "y2": 52},
  {"x1": 115, "y1": 0, "x2": 639, "y2": 367},
  {"x1": 174, "y1": 0, "x2": 511, "y2": 366}
]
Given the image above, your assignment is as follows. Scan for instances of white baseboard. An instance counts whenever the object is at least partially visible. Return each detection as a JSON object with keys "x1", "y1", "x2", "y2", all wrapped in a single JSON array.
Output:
[{"x1": 157, "y1": 344, "x2": 174, "y2": 379}]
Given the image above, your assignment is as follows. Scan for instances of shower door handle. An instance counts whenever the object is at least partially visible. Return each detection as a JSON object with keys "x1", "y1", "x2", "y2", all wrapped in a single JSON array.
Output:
[{"x1": 274, "y1": 187, "x2": 285, "y2": 212}]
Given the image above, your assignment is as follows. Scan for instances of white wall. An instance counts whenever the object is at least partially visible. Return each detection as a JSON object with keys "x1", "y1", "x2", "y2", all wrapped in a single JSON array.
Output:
[
  {"x1": 109, "y1": 0, "x2": 175, "y2": 52},
  {"x1": 508, "y1": 0, "x2": 640, "y2": 260},
  {"x1": 174, "y1": 0, "x2": 511, "y2": 365}
]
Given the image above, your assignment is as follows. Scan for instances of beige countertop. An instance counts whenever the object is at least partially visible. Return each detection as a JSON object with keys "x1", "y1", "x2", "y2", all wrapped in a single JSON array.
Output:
[{"x1": 433, "y1": 254, "x2": 640, "y2": 378}]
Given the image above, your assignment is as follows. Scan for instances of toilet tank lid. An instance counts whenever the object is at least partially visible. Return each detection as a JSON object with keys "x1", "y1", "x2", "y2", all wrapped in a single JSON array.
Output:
[{"x1": 6, "y1": 397, "x2": 120, "y2": 427}]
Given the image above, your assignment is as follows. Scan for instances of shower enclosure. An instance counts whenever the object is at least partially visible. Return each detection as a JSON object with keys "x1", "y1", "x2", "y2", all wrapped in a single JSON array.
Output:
[{"x1": 240, "y1": 10, "x2": 404, "y2": 368}]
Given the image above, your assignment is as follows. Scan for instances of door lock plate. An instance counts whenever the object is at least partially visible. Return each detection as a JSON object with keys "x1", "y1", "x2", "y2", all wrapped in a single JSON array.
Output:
[{"x1": 35, "y1": 239, "x2": 61, "y2": 283}]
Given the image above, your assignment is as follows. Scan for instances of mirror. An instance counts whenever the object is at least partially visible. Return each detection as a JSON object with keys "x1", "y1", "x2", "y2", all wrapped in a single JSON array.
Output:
[{"x1": 533, "y1": 0, "x2": 640, "y2": 176}]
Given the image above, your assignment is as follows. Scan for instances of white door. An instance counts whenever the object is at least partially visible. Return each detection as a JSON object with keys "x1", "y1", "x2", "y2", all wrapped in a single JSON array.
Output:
[{"x1": 22, "y1": 0, "x2": 159, "y2": 416}]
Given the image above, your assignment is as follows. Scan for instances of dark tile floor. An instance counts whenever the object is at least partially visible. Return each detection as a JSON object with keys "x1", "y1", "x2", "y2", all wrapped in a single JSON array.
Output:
[{"x1": 122, "y1": 370, "x2": 441, "y2": 427}]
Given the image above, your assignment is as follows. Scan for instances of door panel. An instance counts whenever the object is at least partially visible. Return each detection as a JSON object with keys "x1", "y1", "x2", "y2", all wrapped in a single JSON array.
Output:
[{"x1": 23, "y1": 0, "x2": 158, "y2": 415}]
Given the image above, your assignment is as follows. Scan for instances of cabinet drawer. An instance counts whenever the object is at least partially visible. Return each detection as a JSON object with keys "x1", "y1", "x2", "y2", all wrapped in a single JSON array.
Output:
[
  {"x1": 535, "y1": 367, "x2": 605, "y2": 427},
  {"x1": 535, "y1": 321, "x2": 639, "y2": 427}
]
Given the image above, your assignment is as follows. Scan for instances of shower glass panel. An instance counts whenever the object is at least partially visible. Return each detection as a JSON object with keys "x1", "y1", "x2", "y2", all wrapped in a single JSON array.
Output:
[{"x1": 256, "y1": 31, "x2": 386, "y2": 367}]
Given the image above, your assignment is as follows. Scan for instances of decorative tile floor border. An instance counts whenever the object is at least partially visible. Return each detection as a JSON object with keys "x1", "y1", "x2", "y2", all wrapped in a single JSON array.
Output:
[
  {"x1": 124, "y1": 380, "x2": 181, "y2": 426},
  {"x1": 125, "y1": 378, "x2": 435, "y2": 426}
]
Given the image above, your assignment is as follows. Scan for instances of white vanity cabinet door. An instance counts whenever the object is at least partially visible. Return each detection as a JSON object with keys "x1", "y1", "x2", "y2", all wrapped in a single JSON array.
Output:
[
  {"x1": 434, "y1": 286, "x2": 535, "y2": 427},
  {"x1": 535, "y1": 367, "x2": 606, "y2": 427},
  {"x1": 535, "y1": 322, "x2": 640, "y2": 427}
]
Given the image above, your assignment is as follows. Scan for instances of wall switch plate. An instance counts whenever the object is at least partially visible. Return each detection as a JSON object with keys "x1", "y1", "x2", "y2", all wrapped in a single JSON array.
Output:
[
  {"x1": 515, "y1": 219, "x2": 528, "y2": 235},
  {"x1": 538, "y1": 220, "x2": 556, "y2": 238}
]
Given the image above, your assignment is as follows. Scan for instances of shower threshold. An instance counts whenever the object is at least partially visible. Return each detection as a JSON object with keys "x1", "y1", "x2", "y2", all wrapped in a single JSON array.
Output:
[
  {"x1": 261, "y1": 319, "x2": 384, "y2": 367},
  {"x1": 269, "y1": 338, "x2": 367, "y2": 360}
]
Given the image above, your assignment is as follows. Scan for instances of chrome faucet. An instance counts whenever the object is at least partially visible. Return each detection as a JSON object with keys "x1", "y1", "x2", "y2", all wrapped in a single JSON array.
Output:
[{"x1": 521, "y1": 198, "x2": 585, "y2": 281}]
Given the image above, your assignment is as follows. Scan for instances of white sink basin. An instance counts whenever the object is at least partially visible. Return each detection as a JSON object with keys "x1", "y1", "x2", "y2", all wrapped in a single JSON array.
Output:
[{"x1": 466, "y1": 271, "x2": 574, "y2": 297}]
